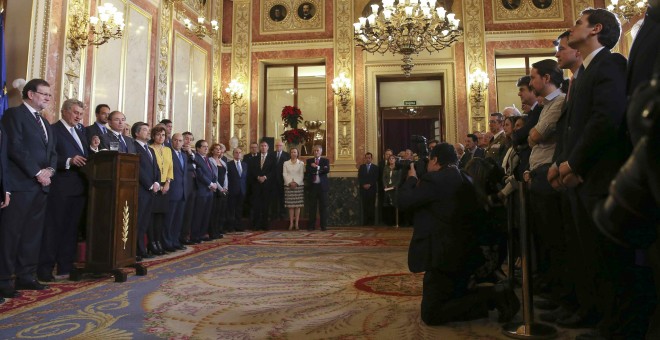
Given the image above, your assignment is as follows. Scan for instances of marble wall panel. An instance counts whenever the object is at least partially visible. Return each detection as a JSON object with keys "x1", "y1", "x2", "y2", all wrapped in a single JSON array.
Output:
[
  {"x1": 326, "y1": 177, "x2": 360, "y2": 226},
  {"x1": 122, "y1": 4, "x2": 151, "y2": 123},
  {"x1": 172, "y1": 34, "x2": 192, "y2": 135},
  {"x1": 190, "y1": 46, "x2": 208, "y2": 140}
]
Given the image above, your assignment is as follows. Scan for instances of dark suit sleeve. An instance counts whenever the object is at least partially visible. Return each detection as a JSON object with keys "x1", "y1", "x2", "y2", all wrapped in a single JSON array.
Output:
[
  {"x1": 3, "y1": 108, "x2": 41, "y2": 177},
  {"x1": 567, "y1": 54, "x2": 628, "y2": 176},
  {"x1": 398, "y1": 176, "x2": 438, "y2": 212}
]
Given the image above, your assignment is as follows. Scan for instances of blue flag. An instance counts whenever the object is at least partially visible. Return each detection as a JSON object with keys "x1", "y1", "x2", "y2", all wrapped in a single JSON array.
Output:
[{"x1": 0, "y1": 13, "x2": 7, "y2": 118}]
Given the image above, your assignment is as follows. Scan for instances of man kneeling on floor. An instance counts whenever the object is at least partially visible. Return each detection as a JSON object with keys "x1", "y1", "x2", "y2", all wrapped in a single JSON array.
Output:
[{"x1": 398, "y1": 143, "x2": 520, "y2": 325}]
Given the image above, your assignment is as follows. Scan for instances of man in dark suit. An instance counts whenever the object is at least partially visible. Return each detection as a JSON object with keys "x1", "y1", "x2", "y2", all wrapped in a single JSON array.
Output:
[
  {"x1": 398, "y1": 143, "x2": 518, "y2": 325},
  {"x1": 0, "y1": 121, "x2": 10, "y2": 303},
  {"x1": 271, "y1": 140, "x2": 290, "y2": 220},
  {"x1": 512, "y1": 75, "x2": 544, "y2": 148},
  {"x1": 242, "y1": 142, "x2": 259, "y2": 219},
  {"x1": 85, "y1": 104, "x2": 109, "y2": 146},
  {"x1": 0, "y1": 78, "x2": 58, "y2": 297},
  {"x1": 551, "y1": 9, "x2": 632, "y2": 338},
  {"x1": 227, "y1": 147, "x2": 248, "y2": 232},
  {"x1": 459, "y1": 134, "x2": 485, "y2": 169},
  {"x1": 358, "y1": 152, "x2": 378, "y2": 225},
  {"x1": 179, "y1": 132, "x2": 197, "y2": 244},
  {"x1": 164, "y1": 133, "x2": 187, "y2": 251},
  {"x1": 133, "y1": 122, "x2": 161, "y2": 258},
  {"x1": 249, "y1": 141, "x2": 276, "y2": 230},
  {"x1": 191, "y1": 140, "x2": 217, "y2": 242},
  {"x1": 100, "y1": 111, "x2": 137, "y2": 153},
  {"x1": 38, "y1": 99, "x2": 89, "y2": 282},
  {"x1": 305, "y1": 145, "x2": 330, "y2": 231}
]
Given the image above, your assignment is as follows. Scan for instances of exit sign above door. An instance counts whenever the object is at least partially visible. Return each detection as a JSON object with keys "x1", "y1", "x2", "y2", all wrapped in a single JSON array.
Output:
[{"x1": 403, "y1": 101, "x2": 416, "y2": 105}]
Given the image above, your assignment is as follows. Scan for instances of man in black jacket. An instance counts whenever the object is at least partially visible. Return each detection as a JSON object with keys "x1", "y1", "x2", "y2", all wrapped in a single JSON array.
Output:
[{"x1": 398, "y1": 143, "x2": 519, "y2": 325}]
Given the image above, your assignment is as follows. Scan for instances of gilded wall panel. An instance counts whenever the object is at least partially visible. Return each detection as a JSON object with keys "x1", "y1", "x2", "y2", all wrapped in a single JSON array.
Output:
[
  {"x1": 463, "y1": 0, "x2": 488, "y2": 133},
  {"x1": 156, "y1": 0, "x2": 174, "y2": 122},
  {"x1": 231, "y1": 0, "x2": 252, "y2": 149},
  {"x1": 333, "y1": 0, "x2": 354, "y2": 168}
]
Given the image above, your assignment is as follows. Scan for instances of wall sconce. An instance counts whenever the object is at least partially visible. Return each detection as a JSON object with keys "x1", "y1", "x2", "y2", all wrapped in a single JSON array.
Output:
[
  {"x1": 468, "y1": 68, "x2": 489, "y2": 105},
  {"x1": 68, "y1": 2, "x2": 125, "y2": 55},
  {"x1": 607, "y1": 0, "x2": 648, "y2": 21},
  {"x1": 225, "y1": 79, "x2": 245, "y2": 105},
  {"x1": 331, "y1": 73, "x2": 351, "y2": 108},
  {"x1": 165, "y1": 0, "x2": 219, "y2": 39}
]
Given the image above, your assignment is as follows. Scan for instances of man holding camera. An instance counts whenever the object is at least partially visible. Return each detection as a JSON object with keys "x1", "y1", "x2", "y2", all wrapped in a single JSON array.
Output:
[{"x1": 398, "y1": 143, "x2": 519, "y2": 325}]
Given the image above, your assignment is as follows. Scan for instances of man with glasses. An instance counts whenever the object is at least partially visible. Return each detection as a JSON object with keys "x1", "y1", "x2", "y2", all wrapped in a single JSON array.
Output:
[
  {"x1": 99, "y1": 111, "x2": 137, "y2": 153},
  {"x1": 0, "y1": 78, "x2": 58, "y2": 299}
]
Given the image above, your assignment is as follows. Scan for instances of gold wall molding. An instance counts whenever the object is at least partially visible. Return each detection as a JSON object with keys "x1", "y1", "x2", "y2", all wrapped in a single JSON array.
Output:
[
  {"x1": 61, "y1": 0, "x2": 86, "y2": 103},
  {"x1": 156, "y1": 0, "x2": 174, "y2": 122},
  {"x1": 231, "y1": 0, "x2": 252, "y2": 149},
  {"x1": 364, "y1": 62, "x2": 458, "y2": 163},
  {"x1": 333, "y1": 0, "x2": 355, "y2": 170},
  {"x1": 463, "y1": 0, "x2": 488, "y2": 132},
  {"x1": 494, "y1": 0, "x2": 564, "y2": 23},
  {"x1": 30, "y1": 0, "x2": 51, "y2": 82},
  {"x1": 212, "y1": 0, "x2": 224, "y2": 141},
  {"x1": 572, "y1": 0, "x2": 594, "y2": 20},
  {"x1": 251, "y1": 39, "x2": 333, "y2": 50},
  {"x1": 486, "y1": 29, "x2": 566, "y2": 41}
]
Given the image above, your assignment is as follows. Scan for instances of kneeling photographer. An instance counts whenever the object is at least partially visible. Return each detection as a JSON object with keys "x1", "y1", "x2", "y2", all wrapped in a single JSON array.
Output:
[{"x1": 398, "y1": 143, "x2": 519, "y2": 326}]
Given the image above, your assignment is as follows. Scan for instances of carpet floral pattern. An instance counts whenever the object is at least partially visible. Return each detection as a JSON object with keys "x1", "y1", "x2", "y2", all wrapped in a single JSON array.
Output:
[{"x1": 0, "y1": 228, "x2": 580, "y2": 339}]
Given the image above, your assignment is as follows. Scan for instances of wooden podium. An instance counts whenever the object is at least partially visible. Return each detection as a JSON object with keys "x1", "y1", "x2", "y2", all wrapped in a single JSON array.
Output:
[{"x1": 70, "y1": 151, "x2": 147, "y2": 282}]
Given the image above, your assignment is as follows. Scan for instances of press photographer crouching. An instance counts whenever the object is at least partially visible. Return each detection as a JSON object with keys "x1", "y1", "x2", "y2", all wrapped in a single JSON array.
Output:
[{"x1": 398, "y1": 143, "x2": 519, "y2": 325}]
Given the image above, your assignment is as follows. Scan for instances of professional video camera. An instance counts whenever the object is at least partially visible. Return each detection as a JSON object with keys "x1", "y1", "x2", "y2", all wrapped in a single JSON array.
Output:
[{"x1": 409, "y1": 135, "x2": 430, "y2": 177}]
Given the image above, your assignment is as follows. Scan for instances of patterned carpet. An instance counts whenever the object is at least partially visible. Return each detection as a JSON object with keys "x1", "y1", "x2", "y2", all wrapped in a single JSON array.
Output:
[{"x1": 0, "y1": 227, "x2": 581, "y2": 339}]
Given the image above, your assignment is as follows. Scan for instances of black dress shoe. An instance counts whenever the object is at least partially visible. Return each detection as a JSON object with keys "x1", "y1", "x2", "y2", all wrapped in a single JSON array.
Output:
[
  {"x1": 175, "y1": 245, "x2": 187, "y2": 250},
  {"x1": 575, "y1": 330, "x2": 606, "y2": 340},
  {"x1": 491, "y1": 285, "x2": 520, "y2": 322},
  {"x1": 556, "y1": 313, "x2": 597, "y2": 328},
  {"x1": 539, "y1": 306, "x2": 575, "y2": 323},
  {"x1": 38, "y1": 275, "x2": 56, "y2": 283},
  {"x1": 163, "y1": 246, "x2": 176, "y2": 252},
  {"x1": 0, "y1": 297, "x2": 4, "y2": 303},
  {"x1": 534, "y1": 299, "x2": 559, "y2": 311},
  {"x1": 15, "y1": 280, "x2": 49, "y2": 290},
  {"x1": 0, "y1": 287, "x2": 20, "y2": 298},
  {"x1": 136, "y1": 256, "x2": 143, "y2": 262},
  {"x1": 321, "y1": 227, "x2": 327, "y2": 231},
  {"x1": 200, "y1": 237, "x2": 211, "y2": 242},
  {"x1": 182, "y1": 240, "x2": 195, "y2": 245}
]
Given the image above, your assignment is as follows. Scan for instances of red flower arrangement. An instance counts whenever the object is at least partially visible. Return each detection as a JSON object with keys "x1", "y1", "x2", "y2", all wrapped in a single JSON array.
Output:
[
  {"x1": 281, "y1": 106, "x2": 306, "y2": 144},
  {"x1": 281, "y1": 105, "x2": 302, "y2": 128}
]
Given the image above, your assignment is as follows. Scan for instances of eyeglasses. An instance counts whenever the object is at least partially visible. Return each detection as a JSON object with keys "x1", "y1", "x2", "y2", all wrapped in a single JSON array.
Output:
[{"x1": 33, "y1": 91, "x2": 53, "y2": 98}]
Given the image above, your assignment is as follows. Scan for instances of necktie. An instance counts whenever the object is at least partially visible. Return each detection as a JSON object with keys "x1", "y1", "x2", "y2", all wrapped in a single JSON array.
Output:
[
  {"x1": 143, "y1": 144, "x2": 152, "y2": 161},
  {"x1": 237, "y1": 161, "x2": 242, "y2": 176},
  {"x1": 70, "y1": 126, "x2": 84, "y2": 152},
  {"x1": 277, "y1": 152, "x2": 281, "y2": 162},
  {"x1": 205, "y1": 156, "x2": 212, "y2": 171},
  {"x1": 118, "y1": 134, "x2": 128, "y2": 152},
  {"x1": 566, "y1": 76, "x2": 575, "y2": 101},
  {"x1": 178, "y1": 151, "x2": 184, "y2": 168},
  {"x1": 260, "y1": 154, "x2": 265, "y2": 169},
  {"x1": 313, "y1": 158, "x2": 320, "y2": 183},
  {"x1": 34, "y1": 112, "x2": 48, "y2": 142},
  {"x1": 367, "y1": 164, "x2": 370, "y2": 173},
  {"x1": 101, "y1": 126, "x2": 107, "y2": 134}
]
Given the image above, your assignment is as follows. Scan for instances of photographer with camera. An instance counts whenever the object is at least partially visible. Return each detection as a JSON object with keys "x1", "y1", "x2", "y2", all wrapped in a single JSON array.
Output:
[{"x1": 399, "y1": 143, "x2": 519, "y2": 325}]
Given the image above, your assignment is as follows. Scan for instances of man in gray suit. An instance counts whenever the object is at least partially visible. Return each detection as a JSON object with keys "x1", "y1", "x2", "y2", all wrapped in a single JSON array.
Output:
[{"x1": 99, "y1": 111, "x2": 136, "y2": 153}]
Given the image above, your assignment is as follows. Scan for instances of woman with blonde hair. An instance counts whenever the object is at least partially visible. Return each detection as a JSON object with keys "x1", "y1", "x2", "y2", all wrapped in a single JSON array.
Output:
[{"x1": 282, "y1": 147, "x2": 305, "y2": 230}]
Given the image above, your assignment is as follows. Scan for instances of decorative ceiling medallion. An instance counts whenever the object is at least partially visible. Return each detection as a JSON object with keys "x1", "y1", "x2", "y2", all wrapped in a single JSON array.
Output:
[{"x1": 493, "y1": 0, "x2": 563, "y2": 23}]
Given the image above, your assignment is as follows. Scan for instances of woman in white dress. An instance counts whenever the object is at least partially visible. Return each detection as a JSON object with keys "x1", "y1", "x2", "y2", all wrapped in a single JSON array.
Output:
[{"x1": 282, "y1": 148, "x2": 305, "y2": 230}]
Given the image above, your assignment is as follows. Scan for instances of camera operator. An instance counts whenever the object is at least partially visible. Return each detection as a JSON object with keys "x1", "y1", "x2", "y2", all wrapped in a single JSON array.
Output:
[{"x1": 398, "y1": 143, "x2": 519, "y2": 325}]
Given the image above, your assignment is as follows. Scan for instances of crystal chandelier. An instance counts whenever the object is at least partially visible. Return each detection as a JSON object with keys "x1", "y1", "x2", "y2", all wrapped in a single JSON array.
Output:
[
  {"x1": 165, "y1": 0, "x2": 219, "y2": 39},
  {"x1": 68, "y1": 2, "x2": 125, "y2": 55},
  {"x1": 607, "y1": 0, "x2": 649, "y2": 21},
  {"x1": 353, "y1": 0, "x2": 462, "y2": 77}
]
